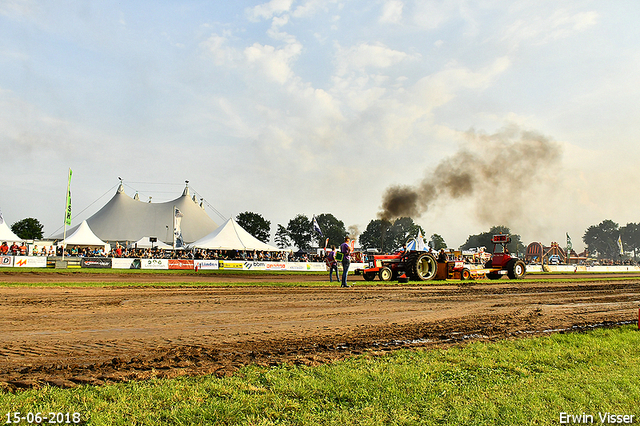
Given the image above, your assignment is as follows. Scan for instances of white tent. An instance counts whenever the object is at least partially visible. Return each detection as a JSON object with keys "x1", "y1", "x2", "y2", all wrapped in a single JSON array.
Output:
[
  {"x1": 191, "y1": 218, "x2": 283, "y2": 251},
  {"x1": 0, "y1": 221, "x2": 22, "y2": 243},
  {"x1": 130, "y1": 236, "x2": 173, "y2": 250},
  {"x1": 52, "y1": 183, "x2": 218, "y2": 244},
  {"x1": 63, "y1": 220, "x2": 107, "y2": 247}
]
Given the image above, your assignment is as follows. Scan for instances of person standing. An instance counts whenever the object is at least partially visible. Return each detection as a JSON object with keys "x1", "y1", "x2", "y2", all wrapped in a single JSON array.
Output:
[
  {"x1": 340, "y1": 237, "x2": 352, "y2": 288},
  {"x1": 326, "y1": 246, "x2": 339, "y2": 283}
]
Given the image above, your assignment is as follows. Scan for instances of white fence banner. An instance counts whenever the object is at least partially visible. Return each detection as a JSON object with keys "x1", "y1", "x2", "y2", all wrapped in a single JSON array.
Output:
[
  {"x1": 111, "y1": 258, "x2": 140, "y2": 269},
  {"x1": 14, "y1": 256, "x2": 47, "y2": 268},
  {"x1": 194, "y1": 260, "x2": 219, "y2": 270},
  {"x1": 0, "y1": 256, "x2": 13, "y2": 267},
  {"x1": 140, "y1": 258, "x2": 169, "y2": 270}
]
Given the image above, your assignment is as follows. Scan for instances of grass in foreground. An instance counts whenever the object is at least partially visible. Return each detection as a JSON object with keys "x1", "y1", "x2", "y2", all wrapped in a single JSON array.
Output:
[{"x1": 2, "y1": 326, "x2": 639, "y2": 425}]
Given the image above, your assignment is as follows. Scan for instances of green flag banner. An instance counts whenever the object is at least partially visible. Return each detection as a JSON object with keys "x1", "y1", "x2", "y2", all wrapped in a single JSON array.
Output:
[{"x1": 65, "y1": 169, "x2": 73, "y2": 226}]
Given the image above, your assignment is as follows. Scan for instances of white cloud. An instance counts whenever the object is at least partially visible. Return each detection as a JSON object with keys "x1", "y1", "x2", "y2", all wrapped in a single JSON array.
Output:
[
  {"x1": 201, "y1": 33, "x2": 240, "y2": 66},
  {"x1": 412, "y1": 57, "x2": 511, "y2": 109},
  {"x1": 0, "y1": 0, "x2": 38, "y2": 18},
  {"x1": 246, "y1": 0, "x2": 294, "y2": 22},
  {"x1": 503, "y1": 8, "x2": 598, "y2": 48},
  {"x1": 244, "y1": 36, "x2": 302, "y2": 84},
  {"x1": 334, "y1": 42, "x2": 411, "y2": 76},
  {"x1": 379, "y1": 0, "x2": 404, "y2": 24}
]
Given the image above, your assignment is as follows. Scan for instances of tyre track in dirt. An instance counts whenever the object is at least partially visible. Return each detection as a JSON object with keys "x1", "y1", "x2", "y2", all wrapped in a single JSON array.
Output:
[{"x1": 0, "y1": 273, "x2": 639, "y2": 391}]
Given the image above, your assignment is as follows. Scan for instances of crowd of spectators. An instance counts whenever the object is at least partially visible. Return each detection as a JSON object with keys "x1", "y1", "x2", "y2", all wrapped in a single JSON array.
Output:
[{"x1": 51, "y1": 243, "x2": 331, "y2": 263}]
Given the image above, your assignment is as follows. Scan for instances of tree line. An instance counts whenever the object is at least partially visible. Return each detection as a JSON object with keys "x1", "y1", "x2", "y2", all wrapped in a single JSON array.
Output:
[{"x1": 7, "y1": 215, "x2": 640, "y2": 260}]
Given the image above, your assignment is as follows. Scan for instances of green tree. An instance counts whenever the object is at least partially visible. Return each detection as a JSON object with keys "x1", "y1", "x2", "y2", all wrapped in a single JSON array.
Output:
[
  {"x1": 387, "y1": 217, "x2": 423, "y2": 250},
  {"x1": 274, "y1": 224, "x2": 291, "y2": 249},
  {"x1": 430, "y1": 234, "x2": 447, "y2": 250},
  {"x1": 359, "y1": 217, "x2": 424, "y2": 252},
  {"x1": 583, "y1": 219, "x2": 620, "y2": 259},
  {"x1": 11, "y1": 218, "x2": 44, "y2": 240},
  {"x1": 460, "y1": 225, "x2": 524, "y2": 256},
  {"x1": 314, "y1": 213, "x2": 347, "y2": 248},
  {"x1": 359, "y1": 219, "x2": 387, "y2": 251},
  {"x1": 287, "y1": 214, "x2": 312, "y2": 250},
  {"x1": 621, "y1": 222, "x2": 640, "y2": 260},
  {"x1": 236, "y1": 211, "x2": 271, "y2": 243}
]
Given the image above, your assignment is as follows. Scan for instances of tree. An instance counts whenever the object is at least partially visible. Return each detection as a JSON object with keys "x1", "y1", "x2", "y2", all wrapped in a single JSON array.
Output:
[
  {"x1": 236, "y1": 211, "x2": 271, "y2": 243},
  {"x1": 621, "y1": 222, "x2": 640, "y2": 260},
  {"x1": 386, "y1": 217, "x2": 423, "y2": 250},
  {"x1": 11, "y1": 218, "x2": 44, "y2": 240},
  {"x1": 359, "y1": 219, "x2": 387, "y2": 251},
  {"x1": 460, "y1": 225, "x2": 524, "y2": 256},
  {"x1": 274, "y1": 224, "x2": 291, "y2": 249},
  {"x1": 314, "y1": 213, "x2": 347, "y2": 248},
  {"x1": 583, "y1": 219, "x2": 620, "y2": 259},
  {"x1": 430, "y1": 234, "x2": 447, "y2": 250},
  {"x1": 359, "y1": 217, "x2": 424, "y2": 252},
  {"x1": 286, "y1": 214, "x2": 312, "y2": 250}
]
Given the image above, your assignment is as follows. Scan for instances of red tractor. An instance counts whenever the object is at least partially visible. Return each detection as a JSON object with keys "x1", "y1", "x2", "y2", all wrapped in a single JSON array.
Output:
[
  {"x1": 482, "y1": 234, "x2": 527, "y2": 279},
  {"x1": 361, "y1": 249, "x2": 438, "y2": 281}
]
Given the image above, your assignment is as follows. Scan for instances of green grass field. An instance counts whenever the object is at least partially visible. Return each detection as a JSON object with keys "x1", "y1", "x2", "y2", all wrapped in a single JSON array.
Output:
[{"x1": 1, "y1": 325, "x2": 639, "y2": 425}]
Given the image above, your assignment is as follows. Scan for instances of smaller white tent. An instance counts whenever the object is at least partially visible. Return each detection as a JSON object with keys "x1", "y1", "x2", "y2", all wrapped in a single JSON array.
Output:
[
  {"x1": 130, "y1": 236, "x2": 173, "y2": 250},
  {"x1": 63, "y1": 220, "x2": 107, "y2": 247},
  {"x1": 191, "y1": 218, "x2": 282, "y2": 251},
  {"x1": 0, "y1": 221, "x2": 22, "y2": 242}
]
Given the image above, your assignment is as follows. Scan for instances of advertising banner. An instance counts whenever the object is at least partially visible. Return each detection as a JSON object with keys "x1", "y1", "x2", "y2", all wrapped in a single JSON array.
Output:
[
  {"x1": 265, "y1": 262, "x2": 287, "y2": 271},
  {"x1": 169, "y1": 259, "x2": 194, "y2": 270},
  {"x1": 0, "y1": 256, "x2": 13, "y2": 267},
  {"x1": 81, "y1": 258, "x2": 112, "y2": 269},
  {"x1": 13, "y1": 256, "x2": 47, "y2": 268},
  {"x1": 111, "y1": 258, "x2": 141, "y2": 269},
  {"x1": 243, "y1": 261, "x2": 267, "y2": 271},
  {"x1": 285, "y1": 262, "x2": 309, "y2": 271},
  {"x1": 194, "y1": 260, "x2": 219, "y2": 270},
  {"x1": 140, "y1": 258, "x2": 169, "y2": 270},
  {"x1": 219, "y1": 261, "x2": 244, "y2": 270}
]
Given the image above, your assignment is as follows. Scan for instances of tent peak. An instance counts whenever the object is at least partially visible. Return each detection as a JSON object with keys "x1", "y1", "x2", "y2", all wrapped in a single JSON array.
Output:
[
  {"x1": 117, "y1": 183, "x2": 125, "y2": 194},
  {"x1": 182, "y1": 180, "x2": 190, "y2": 197}
]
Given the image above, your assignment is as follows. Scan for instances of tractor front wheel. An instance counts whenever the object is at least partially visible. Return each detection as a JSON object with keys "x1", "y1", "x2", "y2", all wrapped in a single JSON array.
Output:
[
  {"x1": 460, "y1": 268, "x2": 471, "y2": 280},
  {"x1": 363, "y1": 271, "x2": 376, "y2": 281},
  {"x1": 379, "y1": 267, "x2": 393, "y2": 281}
]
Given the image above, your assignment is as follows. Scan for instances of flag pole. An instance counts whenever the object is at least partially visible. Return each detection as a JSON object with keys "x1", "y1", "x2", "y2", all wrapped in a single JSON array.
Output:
[{"x1": 62, "y1": 168, "x2": 73, "y2": 259}]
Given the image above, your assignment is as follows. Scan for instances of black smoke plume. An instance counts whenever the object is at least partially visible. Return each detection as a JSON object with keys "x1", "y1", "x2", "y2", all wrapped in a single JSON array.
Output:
[{"x1": 379, "y1": 125, "x2": 562, "y2": 225}]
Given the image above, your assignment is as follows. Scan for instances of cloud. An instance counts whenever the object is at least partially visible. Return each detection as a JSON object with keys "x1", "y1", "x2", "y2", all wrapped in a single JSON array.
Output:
[
  {"x1": 246, "y1": 0, "x2": 294, "y2": 22},
  {"x1": 200, "y1": 33, "x2": 240, "y2": 66},
  {"x1": 503, "y1": 8, "x2": 599, "y2": 48},
  {"x1": 380, "y1": 0, "x2": 404, "y2": 24},
  {"x1": 244, "y1": 37, "x2": 302, "y2": 84},
  {"x1": 0, "y1": 0, "x2": 38, "y2": 18},
  {"x1": 334, "y1": 42, "x2": 411, "y2": 76}
]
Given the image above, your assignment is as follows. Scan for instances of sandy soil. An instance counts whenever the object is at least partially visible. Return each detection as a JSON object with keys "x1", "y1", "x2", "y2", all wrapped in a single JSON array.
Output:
[{"x1": 0, "y1": 270, "x2": 638, "y2": 390}]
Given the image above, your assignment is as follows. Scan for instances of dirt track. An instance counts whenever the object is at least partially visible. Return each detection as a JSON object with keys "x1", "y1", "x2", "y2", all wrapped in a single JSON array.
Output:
[{"x1": 1, "y1": 271, "x2": 639, "y2": 391}]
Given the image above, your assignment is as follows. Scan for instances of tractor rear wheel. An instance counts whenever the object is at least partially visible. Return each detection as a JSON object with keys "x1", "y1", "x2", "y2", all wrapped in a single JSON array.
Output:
[
  {"x1": 507, "y1": 259, "x2": 526, "y2": 279},
  {"x1": 406, "y1": 252, "x2": 437, "y2": 281},
  {"x1": 379, "y1": 267, "x2": 393, "y2": 281}
]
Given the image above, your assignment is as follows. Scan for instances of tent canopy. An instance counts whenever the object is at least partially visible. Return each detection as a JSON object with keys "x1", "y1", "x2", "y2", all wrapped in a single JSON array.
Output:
[
  {"x1": 63, "y1": 220, "x2": 107, "y2": 247},
  {"x1": 191, "y1": 218, "x2": 283, "y2": 251},
  {"x1": 0, "y1": 221, "x2": 22, "y2": 243},
  {"x1": 52, "y1": 183, "x2": 218, "y2": 244},
  {"x1": 130, "y1": 236, "x2": 172, "y2": 250}
]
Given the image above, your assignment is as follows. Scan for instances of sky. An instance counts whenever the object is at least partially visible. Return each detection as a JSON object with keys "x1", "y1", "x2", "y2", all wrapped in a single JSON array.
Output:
[{"x1": 1, "y1": 0, "x2": 639, "y2": 251}]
